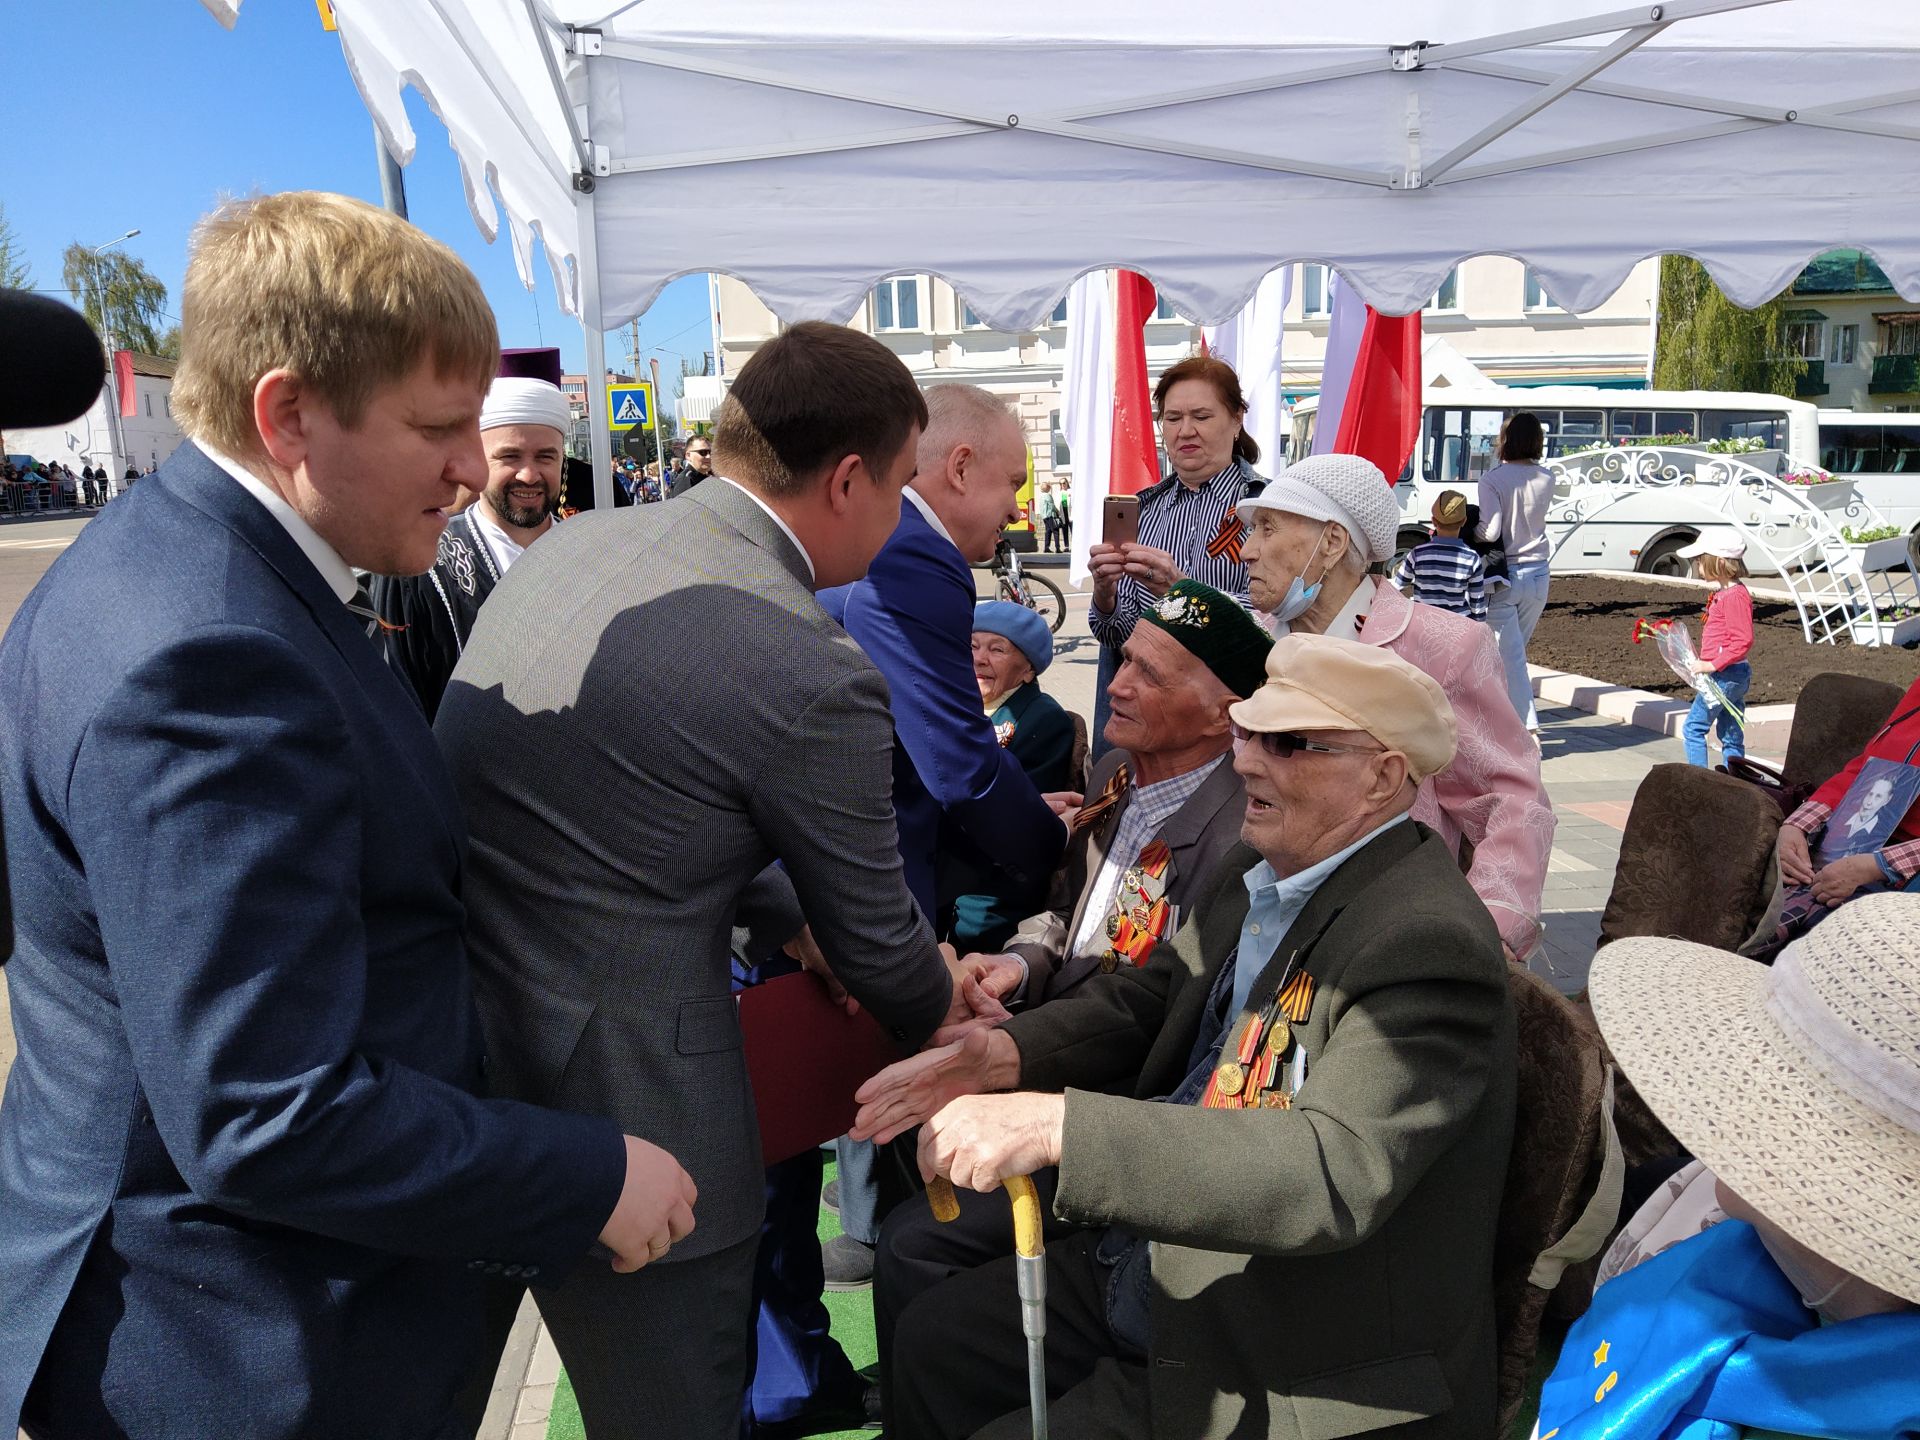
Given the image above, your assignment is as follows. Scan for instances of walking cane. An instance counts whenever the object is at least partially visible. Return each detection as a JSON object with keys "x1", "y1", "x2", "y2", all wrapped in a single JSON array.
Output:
[{"x1": 928, "y1": 1175, "x2": 1049, "y2": 1440}]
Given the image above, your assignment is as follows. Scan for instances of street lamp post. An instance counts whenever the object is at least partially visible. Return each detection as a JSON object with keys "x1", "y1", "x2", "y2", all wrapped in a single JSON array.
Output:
[{"x1": 89, "y1": 229, "x2": 140, "y2": 491}]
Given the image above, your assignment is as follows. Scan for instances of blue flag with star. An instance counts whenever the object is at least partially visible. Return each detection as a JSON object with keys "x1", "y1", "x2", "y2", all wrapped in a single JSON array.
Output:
[{"x1": 1535, "y1": 1221, "x2": 1920, "y2": 1440}]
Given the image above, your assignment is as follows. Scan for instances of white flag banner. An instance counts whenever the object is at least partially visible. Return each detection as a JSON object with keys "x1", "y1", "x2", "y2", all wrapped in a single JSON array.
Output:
[
  {"x1": 1061, "y1": 270, "x2": 1116, "y2": 588},
  {"x1": 1312, "y1": 272, "x2": 1368, "y2": 455},
  {"x1": 1203, "y1": 267, "x2": 1292, "y2": 475}
]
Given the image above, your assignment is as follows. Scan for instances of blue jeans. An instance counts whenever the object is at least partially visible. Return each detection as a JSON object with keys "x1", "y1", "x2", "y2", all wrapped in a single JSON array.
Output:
[
  {"x1": 1683, "y1": 660, "x2": 1750, "y2": 767},
  {"x1": 1486, "y1": 564, "x2": 1550, "y2": 730}
]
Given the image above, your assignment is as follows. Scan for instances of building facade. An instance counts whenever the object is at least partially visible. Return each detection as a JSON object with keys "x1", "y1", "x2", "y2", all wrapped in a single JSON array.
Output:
[
  {"x1": 714, "y1": 258, "x2": 1657, "y2": 485},
  {"x1": 1785, "y1": 250, "x2": 1920, "y2": 413},
  {"x1": 2, "y1": 353, "x2": 184, "y2": 479},
  {"x1": 560, "y1": 369, "x2": 638, "y2": 422}
]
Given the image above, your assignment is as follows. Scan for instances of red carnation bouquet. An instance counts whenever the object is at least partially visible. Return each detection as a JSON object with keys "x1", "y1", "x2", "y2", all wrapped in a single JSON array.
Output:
[{"x1": 1630, "y1": 616, "x2": 1745, "y2": 726}]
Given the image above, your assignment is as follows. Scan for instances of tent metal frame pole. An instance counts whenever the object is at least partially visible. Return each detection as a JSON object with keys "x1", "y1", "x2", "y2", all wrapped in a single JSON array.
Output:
[
  {"x1": 1420, "y1": 20, "x2": 1668, "y2": 183},
  {"x1": 575, "y1": 185, "x2": 615, "y2": 513},
  {"x1": 523, "y1": 0, "x2": 594, "y2": 177},
  {"x1": 1420, "y1": 0, "x2": 1783, "y2": 66}
]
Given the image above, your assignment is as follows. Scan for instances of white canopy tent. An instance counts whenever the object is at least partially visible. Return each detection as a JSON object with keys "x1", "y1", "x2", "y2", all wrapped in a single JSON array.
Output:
[{"x1": 210, "y1": 0, "x2": 1920, "y2": 509}]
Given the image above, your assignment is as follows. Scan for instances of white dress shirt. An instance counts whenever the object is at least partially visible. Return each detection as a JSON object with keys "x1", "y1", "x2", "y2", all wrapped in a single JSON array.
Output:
[
  {"x1": 903, "y1": 485, "x2": 959, "y2": 553},
  {"x1": 199, "y1": 445, "x2": 357, "y2": 603}
]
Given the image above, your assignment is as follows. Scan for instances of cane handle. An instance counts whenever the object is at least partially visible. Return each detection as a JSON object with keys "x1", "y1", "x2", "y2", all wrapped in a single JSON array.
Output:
[{"x1": 926, "y1": 1174, "x2": 1043, "y2": 1260}]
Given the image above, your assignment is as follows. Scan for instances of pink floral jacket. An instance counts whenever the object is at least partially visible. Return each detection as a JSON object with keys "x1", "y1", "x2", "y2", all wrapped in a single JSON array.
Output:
[{"x1": 1358, "y1": 579, "x2": 1556, "y2": 955}]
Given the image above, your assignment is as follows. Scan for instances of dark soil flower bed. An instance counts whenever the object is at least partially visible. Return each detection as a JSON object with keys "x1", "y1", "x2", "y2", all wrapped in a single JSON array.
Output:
[{"x1": 1525, "y1": 575, "x2": 1920, "y2": 706}]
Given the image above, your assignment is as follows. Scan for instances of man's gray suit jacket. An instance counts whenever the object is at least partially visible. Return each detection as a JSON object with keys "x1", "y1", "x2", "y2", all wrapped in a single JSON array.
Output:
[{"x1": 434, "y1": 478, "x2": 953, "y2": 1262}]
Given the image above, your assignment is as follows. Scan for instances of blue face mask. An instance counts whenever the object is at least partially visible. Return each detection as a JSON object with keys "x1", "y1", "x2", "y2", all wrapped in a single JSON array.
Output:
[{"x1": 1268, "y1": 522, "x2": 1332, "y2": 624}]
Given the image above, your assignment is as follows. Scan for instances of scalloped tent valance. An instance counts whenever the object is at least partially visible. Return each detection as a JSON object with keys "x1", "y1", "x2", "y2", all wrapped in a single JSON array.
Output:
[{"x1": 207, "y1": 0, "x2": 1920, "y2": 502}]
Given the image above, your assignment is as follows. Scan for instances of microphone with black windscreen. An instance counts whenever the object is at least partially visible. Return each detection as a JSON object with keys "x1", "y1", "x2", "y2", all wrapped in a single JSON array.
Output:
[{"x1": 0, "y1": 290, "x2": 103, "y2": 961}]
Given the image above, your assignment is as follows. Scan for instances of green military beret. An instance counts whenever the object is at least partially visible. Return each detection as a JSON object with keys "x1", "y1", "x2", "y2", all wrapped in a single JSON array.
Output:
[{"x1": 1137, "y1": 579, "x2": 1274, "y2": 699}]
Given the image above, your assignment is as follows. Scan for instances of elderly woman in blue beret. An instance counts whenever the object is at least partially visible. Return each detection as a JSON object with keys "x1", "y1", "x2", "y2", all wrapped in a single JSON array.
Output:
[{"x1": 939, "y1": 602, "x2": 1079, "y2": 952}]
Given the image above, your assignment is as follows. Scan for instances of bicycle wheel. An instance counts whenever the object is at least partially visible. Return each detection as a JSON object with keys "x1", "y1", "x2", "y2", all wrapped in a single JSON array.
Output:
[{"x1": 1023, "y1": 573, "x2": 1067, "y2": 634}]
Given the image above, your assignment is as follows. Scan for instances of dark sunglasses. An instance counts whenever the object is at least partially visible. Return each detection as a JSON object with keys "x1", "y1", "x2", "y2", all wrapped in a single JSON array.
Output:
[
  {"x1": 688, "y1": 449, "x2": 712, "y2": 458},
  {"x1": 1230, "y1": 722, "x2": 1384, "y2": 760}
]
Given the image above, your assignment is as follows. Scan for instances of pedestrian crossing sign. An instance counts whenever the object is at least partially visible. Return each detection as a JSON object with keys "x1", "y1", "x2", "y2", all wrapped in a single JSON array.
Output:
[{"x1": 607, "y1": 382, "x2": 654, "y2": 432}]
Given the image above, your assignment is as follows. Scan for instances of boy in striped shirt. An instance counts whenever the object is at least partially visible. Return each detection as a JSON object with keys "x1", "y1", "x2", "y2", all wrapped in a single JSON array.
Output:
[{"x1": 1393, "y1": 490, "x2": 1487, "y2": 620}]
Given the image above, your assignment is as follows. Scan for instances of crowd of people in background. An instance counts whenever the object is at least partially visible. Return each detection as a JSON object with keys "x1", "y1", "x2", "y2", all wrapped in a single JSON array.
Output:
[{"x1": 0, "y1": 457, "x2": 161, "y2": 514}]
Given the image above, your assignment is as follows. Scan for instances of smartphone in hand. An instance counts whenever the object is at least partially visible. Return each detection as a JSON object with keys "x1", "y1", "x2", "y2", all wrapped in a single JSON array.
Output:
[{"x1": 1102, "y1": 495, "x2": 1140, "y2": 548}]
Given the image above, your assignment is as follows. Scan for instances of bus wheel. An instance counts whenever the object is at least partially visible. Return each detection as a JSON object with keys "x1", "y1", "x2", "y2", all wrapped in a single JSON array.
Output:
[{"x1": 1637, "y1": 533, "x2": 1696, "y2": 578}]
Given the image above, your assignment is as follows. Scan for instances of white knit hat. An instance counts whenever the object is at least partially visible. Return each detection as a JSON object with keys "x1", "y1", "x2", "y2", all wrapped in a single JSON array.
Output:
[
  {"x1": 1237, "y1": 453, "x2": 1400, "y2": 565},
  {"x1": 1590, "y1": 893, "x2": 1920, "y2": 1305}
]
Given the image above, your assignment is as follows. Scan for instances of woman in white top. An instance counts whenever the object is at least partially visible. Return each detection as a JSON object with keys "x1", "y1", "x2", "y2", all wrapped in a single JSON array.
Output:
[{"x1": 1475, "y1": 412, "x2": 1555, "y2": 732}]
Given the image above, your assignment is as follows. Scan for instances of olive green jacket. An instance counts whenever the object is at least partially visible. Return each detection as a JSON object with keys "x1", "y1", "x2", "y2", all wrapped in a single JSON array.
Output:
[{"x1": 1005, "y1": 822, "x2": 1517, "y2": 1440}]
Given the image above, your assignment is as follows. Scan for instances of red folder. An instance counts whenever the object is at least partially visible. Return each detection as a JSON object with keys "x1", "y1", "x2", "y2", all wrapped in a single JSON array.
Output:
[{"x1": 739, "y1": 972, "x2": 907, "y2": 1165}]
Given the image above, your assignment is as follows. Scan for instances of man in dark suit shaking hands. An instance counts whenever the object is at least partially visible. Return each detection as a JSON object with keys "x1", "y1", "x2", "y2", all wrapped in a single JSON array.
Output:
[
  {"x1": 0, "y1": 191, "x2": 692, "y2": 1440},
  {"x1": 436, "y1": 322, "x2": 989, "y2": 1440}
]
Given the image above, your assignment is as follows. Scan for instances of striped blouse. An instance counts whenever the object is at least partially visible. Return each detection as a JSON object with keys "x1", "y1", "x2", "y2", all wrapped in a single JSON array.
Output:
[{"x1": 1089, "y1": 460, "x2": 1260, "y2": 649}]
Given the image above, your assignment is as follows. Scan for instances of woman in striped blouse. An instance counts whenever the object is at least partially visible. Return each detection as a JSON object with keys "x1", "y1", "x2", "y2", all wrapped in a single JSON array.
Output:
[{"x1": 1087, "y1": 355, "x2": 1264, "y2": 753}]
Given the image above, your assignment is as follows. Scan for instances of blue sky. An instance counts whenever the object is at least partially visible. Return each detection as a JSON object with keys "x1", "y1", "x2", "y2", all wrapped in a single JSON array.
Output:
[{"x1": 0, "y1": 1, "x2": 712, "y2": 385}]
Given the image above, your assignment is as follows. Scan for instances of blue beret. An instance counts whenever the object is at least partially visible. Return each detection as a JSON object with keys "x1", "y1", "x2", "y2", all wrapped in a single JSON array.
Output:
[{"x1": 972, "y1": 601, "x2": 1053, "y2": 675}]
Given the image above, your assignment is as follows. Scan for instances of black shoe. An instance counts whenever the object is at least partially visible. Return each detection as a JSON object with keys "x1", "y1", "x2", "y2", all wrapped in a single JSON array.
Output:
[
  {"x1": 749, "y1": 1380, "x2": 883, "y2": 1438},
  {"x1": 821, "y1": 1177, "x2": 840, "y2": 1217},
  {"x1": 822, "y1": 1233, "x2": 875, "y2": 1291}
]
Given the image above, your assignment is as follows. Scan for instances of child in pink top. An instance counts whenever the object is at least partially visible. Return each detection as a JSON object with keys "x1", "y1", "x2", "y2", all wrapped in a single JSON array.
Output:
[{"x1": 1679, "y1": 536, "x2": 1754, "y2": 767}]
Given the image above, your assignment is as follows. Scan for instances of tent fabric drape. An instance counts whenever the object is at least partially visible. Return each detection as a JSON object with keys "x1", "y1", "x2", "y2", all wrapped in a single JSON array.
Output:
[{"x1": 245, "y1": 1, "x2": 1920, "y2": 330}]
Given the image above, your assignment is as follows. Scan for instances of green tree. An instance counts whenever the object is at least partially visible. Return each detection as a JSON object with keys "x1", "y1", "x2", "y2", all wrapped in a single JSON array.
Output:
[
  {"x1": 0, "y1": 203, "x2": 30, "y2": 289},
  {"x1": 1653, "y1": 255, "x2": 1806, "y2": 398},
  {"x1": 61, "y1": 242, "x2": 171, "y2": 355}
]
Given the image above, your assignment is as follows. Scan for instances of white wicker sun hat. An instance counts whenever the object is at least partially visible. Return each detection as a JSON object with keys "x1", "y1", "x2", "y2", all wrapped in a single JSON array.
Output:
[{"x1": 1588, "y1": 893, "x2": 1920, "y2": 1305}]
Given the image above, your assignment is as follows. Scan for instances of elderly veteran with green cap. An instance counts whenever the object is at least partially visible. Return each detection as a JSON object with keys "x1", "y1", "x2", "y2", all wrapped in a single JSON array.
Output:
[
  {"x1": 939, "y1": 601, "x2": 1080, "y2": 952},
  {"x1": 863, "y1": 633, "x2": 1516, "y2": 1440},
  {"x1": 952, "y1": 579, "x2": 1271, "y2": 1010},
  {"x1": 1238, "y1": 451, "x2": 1554, "y2": 961}
]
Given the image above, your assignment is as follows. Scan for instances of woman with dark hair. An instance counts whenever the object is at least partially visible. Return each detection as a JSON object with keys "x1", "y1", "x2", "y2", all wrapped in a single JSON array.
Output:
[
  {"x1": 1085, "y1": 354, "x2": 1263, "y2": 754},
  {"x1": 1476, "y1": 411, "x2": 1554, "y2": 734}
]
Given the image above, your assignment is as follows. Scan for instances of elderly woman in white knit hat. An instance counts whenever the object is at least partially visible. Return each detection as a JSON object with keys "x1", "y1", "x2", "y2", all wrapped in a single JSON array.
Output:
[
  {"x1": 1237, "y1": 453, "x2": 1555, "y2": 960},
  {"x1": 1528, "y1": 894, "x2": 1920, "y2": 1440},
  {"x1": 367, "y1": 376, "x2": 571, "y2": 718}
]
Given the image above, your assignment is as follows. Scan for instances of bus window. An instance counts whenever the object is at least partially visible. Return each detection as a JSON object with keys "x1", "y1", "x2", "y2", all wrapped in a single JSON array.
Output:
[
  {"x1": 1546, "y1": 410, "x2": 1605, "y2": 456},
  {"x1": 1704, "y1": 409, "x2": 1787, "y2": 447},
  {"x1": 1821, "y1": 423, "x2": 1883, "y2": 473},
  {"x1": 1883, "y1": 425, "x2": 1920, "y2": 475},
  {"x1": 1611, "y1": 409, "x2": 1697, "y2": 441}
]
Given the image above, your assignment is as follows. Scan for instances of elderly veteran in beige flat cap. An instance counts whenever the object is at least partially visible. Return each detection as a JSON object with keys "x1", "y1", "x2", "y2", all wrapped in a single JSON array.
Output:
[
  {"x1": 1527, "y1": 894, "x2": 1920, "y2": 1440},
  {"x1": 864, "y1": 633, "x2": 1517, "y2": 1440}
]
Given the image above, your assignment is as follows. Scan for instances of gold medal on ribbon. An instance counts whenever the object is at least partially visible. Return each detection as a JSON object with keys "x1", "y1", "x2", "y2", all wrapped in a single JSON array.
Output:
[
  {"x1": 1266, "y1": 1019, "x2": 1291, "y2": 1057},
  {"x1": 1215, "y1": 1061, "x2": 1245, "y2": 1097}
]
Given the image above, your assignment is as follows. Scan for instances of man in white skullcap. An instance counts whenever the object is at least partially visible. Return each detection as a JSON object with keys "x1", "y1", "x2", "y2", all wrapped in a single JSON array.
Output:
[{"x1": 369, "y1": 376, "x2": 571, "y2": 717}]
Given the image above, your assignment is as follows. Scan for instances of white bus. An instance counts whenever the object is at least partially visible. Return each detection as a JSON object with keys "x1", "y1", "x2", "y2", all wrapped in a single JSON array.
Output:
[
  {"x1": 1816, "y1": 411, "x2": 1920, "y2": 534},
  {"x1": 1290, "y1": 387, "x2": 1838, "y2": 575}
]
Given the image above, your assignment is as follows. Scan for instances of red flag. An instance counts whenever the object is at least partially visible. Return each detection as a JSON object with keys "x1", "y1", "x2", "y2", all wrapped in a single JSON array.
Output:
[
  {"x1": 1331, "y1": 309, "x2": 1421, "y2": 483},
  {"x1": 114, "y1": 350, "x2": 137, "y2": 419},
  {"x1": 1108, "y1": 271, "x2": 1159, "y2": 496}
]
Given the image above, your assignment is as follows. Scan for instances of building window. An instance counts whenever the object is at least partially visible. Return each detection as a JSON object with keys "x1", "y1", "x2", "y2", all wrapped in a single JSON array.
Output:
[
  {"x1": 1829, "y1": 324, "x2": 1859, "y2": 365},
  {"x1": 1428, "y1": 268, "x2": 1461, "y2": 312},
  {"x1": 1050, "y1": 409, "x2": 1071, "y2": 469},
  {"x1": 873, "y1": 277, "x2": 922, "y2": 332},
  {"x1": 1523, "y1": 268, "x2": 1557, "y2": 310},
  {"x1": 1153, "y1": 294, "x2": 1178, "y2": 322},
  {"x1": 1883, "y1": 320, "x2": 1920, "y2": 357},
  {"x1": 163, "y1": 395, "x2": 170, "y2": 417},
  {"x1": 1301, "y1": 263, "x2": 1330, "y2": 317},
  {"x1": 1045, "y1": 298, "x2": 1068, "y2": 327},
  {"x1": 961, "y1": 302, "x2": 991, "y2": 330},
  {"x1": 145, "y1": 393, "x2": 153, "y2": 417},
  {"x1": 1784, "y1": 313, "x2": 1826, "y2": 359}
]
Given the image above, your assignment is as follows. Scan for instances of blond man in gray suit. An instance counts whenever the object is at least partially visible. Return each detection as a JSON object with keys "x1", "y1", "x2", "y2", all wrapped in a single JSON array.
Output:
[{"x1": 436, "y1": 323, "x2": 991, "y2": 1440}]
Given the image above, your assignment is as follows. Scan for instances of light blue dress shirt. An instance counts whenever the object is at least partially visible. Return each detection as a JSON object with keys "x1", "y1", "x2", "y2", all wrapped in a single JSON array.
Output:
[{"x1": 1232, "y1": 815, "x2": 1410, "y2": 1017}]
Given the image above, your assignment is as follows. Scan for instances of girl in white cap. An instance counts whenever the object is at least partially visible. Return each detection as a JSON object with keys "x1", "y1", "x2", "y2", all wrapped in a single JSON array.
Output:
[{"x1": 1679, "y1": 535, "x2": 1753, "y2": 768}]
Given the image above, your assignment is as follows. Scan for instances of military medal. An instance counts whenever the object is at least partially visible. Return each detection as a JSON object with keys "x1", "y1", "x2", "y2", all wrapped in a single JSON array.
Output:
[
  {"x1": 1098, "y1": 840, "x2": 1175, "y2": 969},
  {"x1": 1265, "y1": 1019, "x2": 1291, "y2": 1057},
  {"x1": 1214, "y1": 1061, "x2": 1245, "y2": 1096}
]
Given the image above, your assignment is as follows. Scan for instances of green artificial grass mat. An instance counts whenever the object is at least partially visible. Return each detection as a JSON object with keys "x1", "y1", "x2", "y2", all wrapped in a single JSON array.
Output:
[{"x1": 549, "y1": 1160, "x2": 876, "y2": 1440}]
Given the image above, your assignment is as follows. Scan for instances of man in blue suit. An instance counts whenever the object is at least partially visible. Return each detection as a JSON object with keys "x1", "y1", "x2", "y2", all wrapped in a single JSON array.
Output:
[
  {"x1": 788, "y1": 384, "x2": 1066, "y2": 1344},
  {"x1": 0, "y1": 191, "x2": 690, "y2": 1440}
]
